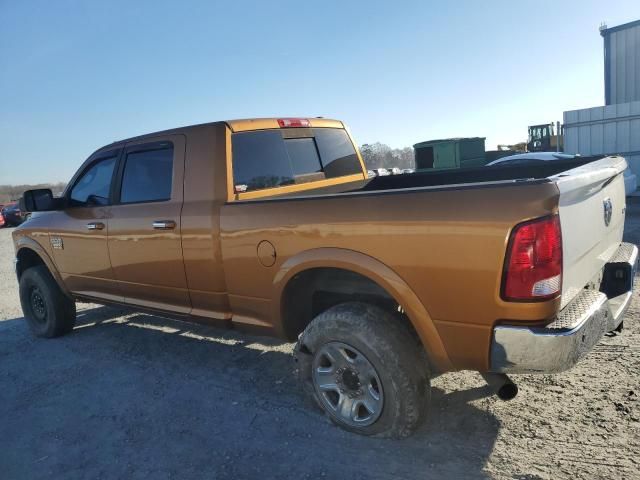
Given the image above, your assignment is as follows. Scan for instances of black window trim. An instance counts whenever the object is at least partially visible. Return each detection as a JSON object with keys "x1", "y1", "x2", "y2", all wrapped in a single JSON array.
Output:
[
  {"x1": 113, "y1": 140, "x2": 175, "y2": 206},
  {"x1": 66, "y1": 148, "x2": 122, "y2": 208}
]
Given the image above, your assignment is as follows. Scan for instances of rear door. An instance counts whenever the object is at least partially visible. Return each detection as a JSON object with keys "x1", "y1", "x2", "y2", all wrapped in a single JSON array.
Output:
[{"x1": 107, "y1": 135, "x2": 190, "y2": 313}]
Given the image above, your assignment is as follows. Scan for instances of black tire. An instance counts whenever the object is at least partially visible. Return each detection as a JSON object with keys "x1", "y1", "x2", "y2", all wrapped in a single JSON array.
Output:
[
  {"x1": 19, "y1": 265, "x2": 76, "y2": 338},
  {"x1": 294, "y1": 302, "x2": 430, "y2": 438}
]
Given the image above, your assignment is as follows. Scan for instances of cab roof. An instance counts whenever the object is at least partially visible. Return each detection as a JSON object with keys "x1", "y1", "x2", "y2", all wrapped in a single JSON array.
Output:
[
  {"x1": 226, "y1": 117, "x2": 343, "y2": 132},
  {"x1": 99, "y1": 117, "x2": 345, "y2": 153}
]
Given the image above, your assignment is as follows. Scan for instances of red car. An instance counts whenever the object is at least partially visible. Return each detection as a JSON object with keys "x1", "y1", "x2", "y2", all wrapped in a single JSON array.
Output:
[
  {"x1": 0, "y1": 204, "x2": 5, "y2": 228},
  {"x1": 1, "y1": 202, "x2": 25, "y2": 227}
]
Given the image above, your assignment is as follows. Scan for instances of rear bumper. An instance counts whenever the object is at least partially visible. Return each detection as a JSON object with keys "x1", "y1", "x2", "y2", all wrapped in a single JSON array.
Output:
[{"x1": 490, "y1": 242, "x2": 637, "y2": 374}]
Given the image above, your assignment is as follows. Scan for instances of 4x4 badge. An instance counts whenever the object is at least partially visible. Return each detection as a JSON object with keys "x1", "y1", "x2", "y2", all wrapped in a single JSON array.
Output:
[
  {"x1": 51, "y1": 237, "x2": 64, "y2": 250},
  {"x1": 603, "y1": 198, "x2": 612, "y2": 227}
]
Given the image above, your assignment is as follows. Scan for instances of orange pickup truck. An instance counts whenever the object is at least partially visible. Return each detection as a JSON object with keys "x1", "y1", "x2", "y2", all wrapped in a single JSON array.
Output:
[{"x1": 13, "y1": 117, "x2": 637, "y2": 437}]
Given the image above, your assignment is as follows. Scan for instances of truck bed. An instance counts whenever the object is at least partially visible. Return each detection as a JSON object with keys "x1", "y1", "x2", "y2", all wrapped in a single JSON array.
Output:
[
  {"x1": 223, "y1": 154, "x2": 627, "y2": 370},
  {"x1": 360, "y1": 157, "x2": 602, "y2": 191},
  {"x1": 261, "y1": 157, "x2": 604, "y2": 200}
]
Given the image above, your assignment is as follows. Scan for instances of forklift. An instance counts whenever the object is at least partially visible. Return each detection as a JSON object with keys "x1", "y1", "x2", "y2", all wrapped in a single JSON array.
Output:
[{"x1": 527, "y1": 122, "x2": 563, "y2": 152}]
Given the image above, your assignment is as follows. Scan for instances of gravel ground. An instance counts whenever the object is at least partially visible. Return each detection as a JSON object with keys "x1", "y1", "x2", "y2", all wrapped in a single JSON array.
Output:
[{"x1": 1, "y1": 203, "x2": 640, "y2": 480}]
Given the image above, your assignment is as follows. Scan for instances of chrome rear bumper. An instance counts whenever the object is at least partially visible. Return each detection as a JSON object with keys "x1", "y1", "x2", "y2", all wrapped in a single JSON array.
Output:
[{"x1": 490, "y1": 242, "x2": 637, "y2": 374}]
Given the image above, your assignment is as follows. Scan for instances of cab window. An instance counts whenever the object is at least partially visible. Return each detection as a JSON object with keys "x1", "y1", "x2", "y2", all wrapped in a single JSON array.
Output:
[
  {"x1": 314, "y1": 129, "x2": 361, "y2": 178},
  {"x1": 69, "y1": 156, "x2": 117, "y2": 206},
  {"x1": 232, "y1": 131, "x2": 296, "y2": 191},
  {"x1": 232, "y1": 128, "x2": 361, "y2": 193}
]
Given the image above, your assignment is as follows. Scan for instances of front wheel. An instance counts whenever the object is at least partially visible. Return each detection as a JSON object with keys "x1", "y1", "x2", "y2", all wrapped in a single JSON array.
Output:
[
  {"x1": 19, "y1": 265, "x2": 76, "y2": 338},
  {"x1": 295, "y1": 302, "x2": 430, "y2": 438}
]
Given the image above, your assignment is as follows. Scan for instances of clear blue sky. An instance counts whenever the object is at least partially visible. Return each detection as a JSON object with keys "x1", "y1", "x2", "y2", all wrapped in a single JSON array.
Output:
[{"x1": 0, "y1": 0, "x2": 637, "y2": 184}]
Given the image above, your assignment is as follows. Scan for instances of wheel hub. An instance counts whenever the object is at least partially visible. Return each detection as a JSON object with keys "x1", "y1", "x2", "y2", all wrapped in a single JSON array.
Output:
[
  {"x1": 30, "y1": 288, "x2": 47, "y2": 322},
  {"x1": 311, "y1": 341, "x2": 384, "y2": 427},
  {"x1": 336, "y1": 367, "x2": 363, "y2": 396}
]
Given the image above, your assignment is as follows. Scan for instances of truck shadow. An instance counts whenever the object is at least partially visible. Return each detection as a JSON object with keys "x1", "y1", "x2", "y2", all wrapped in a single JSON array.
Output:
[{"x1": 2, "y1": 305, "x2": 500, "y2": 480}]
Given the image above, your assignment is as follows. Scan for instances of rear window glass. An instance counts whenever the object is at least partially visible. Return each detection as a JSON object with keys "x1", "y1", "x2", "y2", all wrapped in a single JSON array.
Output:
[
  {"x1": 285, "y1": 138, "x2": 322, "y2": 177},
  {"x1": 314, "y1": 129, "x2": 361, "y2": 178},
  {"x1": 232, "y1": 128, "x2": 361, "y2": 192}
]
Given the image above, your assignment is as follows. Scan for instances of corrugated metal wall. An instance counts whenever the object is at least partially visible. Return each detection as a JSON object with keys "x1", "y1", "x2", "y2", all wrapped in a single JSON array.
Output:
[
  {"x1": 605, "y1": 21, "x2": 640, "y2": 105},
  {"x1": 564, "y1": 101, "x2": 640, "y2": 184}
]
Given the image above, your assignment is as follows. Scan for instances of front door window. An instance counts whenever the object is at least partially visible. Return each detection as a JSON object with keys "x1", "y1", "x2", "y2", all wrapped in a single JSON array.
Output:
[{"x1": 69, "y1": 156, "x2": 117, "y2": 207}]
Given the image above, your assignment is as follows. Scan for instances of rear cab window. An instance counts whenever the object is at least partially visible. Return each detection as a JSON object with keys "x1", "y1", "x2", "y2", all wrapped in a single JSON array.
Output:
[{"x1": 231, "y1": 127, "x2": 364, "y2": 198}]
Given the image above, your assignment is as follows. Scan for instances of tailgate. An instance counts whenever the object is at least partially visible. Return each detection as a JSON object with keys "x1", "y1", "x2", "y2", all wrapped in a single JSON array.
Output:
[{"x1": 550, "y1": 156, "x2": 628, "y2": 308}]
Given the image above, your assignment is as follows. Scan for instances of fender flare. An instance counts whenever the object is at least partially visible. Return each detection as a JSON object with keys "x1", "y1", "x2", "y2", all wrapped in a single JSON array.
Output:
[
  {"x1": 15, "y1": 236, "x2": 72, "y2": 299},
  {"x1": 271, "y1": 247, "x2": 453, "y2": 372}
]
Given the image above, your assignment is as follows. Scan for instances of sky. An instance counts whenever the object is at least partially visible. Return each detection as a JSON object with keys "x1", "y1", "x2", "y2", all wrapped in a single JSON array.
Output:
[{"x1": 0, "y1": 0, "x2": 638, "y2": 184}]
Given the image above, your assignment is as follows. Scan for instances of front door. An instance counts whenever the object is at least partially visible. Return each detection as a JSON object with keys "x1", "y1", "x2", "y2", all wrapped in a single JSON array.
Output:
[
  {"x1": 107, "y1": 135, "x2": 190, "y2": 313},
  {"x1": 49, "y1": 150, "x2": 122, "y2": 301}
]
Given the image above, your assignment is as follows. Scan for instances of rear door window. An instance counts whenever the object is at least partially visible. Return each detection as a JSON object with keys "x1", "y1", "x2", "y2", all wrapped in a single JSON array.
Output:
[
  {"x1": 120, "y1": 144, "x2": 173, "y2": 203},
  {"x1": 232, "y1": 128, "x2": 362, "y2": 192}
]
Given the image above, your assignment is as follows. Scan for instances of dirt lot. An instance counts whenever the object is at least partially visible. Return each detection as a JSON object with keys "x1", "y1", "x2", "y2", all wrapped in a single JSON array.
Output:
[{"x1": 1, "y1": 204, "x2": 640, "y2": 480}]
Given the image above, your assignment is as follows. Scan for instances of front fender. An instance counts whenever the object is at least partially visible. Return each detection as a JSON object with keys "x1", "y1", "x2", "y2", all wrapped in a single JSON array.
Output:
[
  {"x1": 14, "y1": 235, "x2": 72, "y2": 299},
  {"x1": 271, "y1": 247, "x2": 453, "y2": 372}
]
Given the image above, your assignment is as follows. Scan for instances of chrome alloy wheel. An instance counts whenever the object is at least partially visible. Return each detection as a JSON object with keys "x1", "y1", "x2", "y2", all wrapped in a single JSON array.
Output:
[{"x1": 312, "y1": 341, "x2": 384, "y2": 427}]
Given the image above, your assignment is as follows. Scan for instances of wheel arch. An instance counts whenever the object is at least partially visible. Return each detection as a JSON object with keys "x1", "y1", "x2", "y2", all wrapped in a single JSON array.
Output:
[
  {"x1": 272, "y1": 247, "x2": 453, "y2": 372},
  {"x1": 14, "y1": 238, "x2": 71, "y2": 299}
]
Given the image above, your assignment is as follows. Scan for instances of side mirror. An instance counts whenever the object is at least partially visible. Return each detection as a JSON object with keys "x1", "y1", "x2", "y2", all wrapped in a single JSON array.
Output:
[
  {"x1": 20, "y1": 189, "x2": 61, "y2": 212},
  {"x1": 86, "y1": 194, "x2": 109, "y2": 207}
]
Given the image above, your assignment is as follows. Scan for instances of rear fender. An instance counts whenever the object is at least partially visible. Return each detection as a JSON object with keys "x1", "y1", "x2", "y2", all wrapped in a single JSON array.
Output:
[{"x1": 272, "y1": 247, "x2": 453, "y2": 372}]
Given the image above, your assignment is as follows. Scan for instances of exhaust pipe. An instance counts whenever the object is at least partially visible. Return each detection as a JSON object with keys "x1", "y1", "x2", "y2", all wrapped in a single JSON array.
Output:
[{"x1": 481, "y1": 373, "x2": 518, "y2": 401}]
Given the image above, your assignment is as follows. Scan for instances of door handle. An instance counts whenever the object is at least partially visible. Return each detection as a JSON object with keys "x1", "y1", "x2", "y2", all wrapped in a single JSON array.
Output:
[
  {"x1": 152, "y1": 220, "x2": 176, "y2": 230},
  {"x1": 86, "y1": 222, "x2": 105, "y2": 230}
]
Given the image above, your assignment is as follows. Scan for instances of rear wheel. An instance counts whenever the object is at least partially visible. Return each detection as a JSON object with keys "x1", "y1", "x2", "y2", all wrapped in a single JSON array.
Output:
[
  {"x1": 295, "y1": 302, "x2": 430, "y2": 438},
  {"x1": 19, "y1": 265, "x2": 76, "y2": 338}
]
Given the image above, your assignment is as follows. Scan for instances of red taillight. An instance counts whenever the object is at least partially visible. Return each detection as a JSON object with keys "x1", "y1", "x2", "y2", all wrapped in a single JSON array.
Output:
[
  {"x1": 502, "y1": 215, "x2": 562, "y2": 301},
  {"x1": 277, "y1": 118, "x2": 310, "y2": 128}
]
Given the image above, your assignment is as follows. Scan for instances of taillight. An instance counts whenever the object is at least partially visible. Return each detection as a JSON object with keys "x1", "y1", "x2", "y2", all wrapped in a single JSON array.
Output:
[
  {"x1": 502, "y1": 215, "x2": 562, "y2": 301},
  {"x1": 277, "y1": 118, "x2": 310, "y2": 128}
]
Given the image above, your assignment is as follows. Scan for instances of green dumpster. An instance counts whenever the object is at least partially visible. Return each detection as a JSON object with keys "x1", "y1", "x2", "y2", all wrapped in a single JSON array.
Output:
[{"x1": 413, "y1": 137, "x2": 486, "y2": 170}]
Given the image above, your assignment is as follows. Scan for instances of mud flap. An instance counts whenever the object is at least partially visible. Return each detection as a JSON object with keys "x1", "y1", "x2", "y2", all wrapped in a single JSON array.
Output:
[{"x1": 293, "y1": 338, "x2": 316, "y2": 396}]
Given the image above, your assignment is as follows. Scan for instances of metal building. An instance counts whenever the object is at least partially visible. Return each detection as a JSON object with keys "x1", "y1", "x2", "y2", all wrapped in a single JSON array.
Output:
[
  {"x1": 564, "y1": 19, "x2": 640, "y2": 190},
  {"x1": 602, "y1": 19, "x2": 640, "y2": 105},
  {"x1": 564, "y1": 101, "x2": 640, "y2": 175}
]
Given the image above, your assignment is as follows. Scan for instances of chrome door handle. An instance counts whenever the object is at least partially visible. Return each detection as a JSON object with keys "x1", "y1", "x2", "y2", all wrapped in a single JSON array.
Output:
[
  {"x1": 86, "y1": 222, "x2": 105, "y2": 230},
  {"x1": 152, "y1": 220, "x2": 176, "y2": 230}
]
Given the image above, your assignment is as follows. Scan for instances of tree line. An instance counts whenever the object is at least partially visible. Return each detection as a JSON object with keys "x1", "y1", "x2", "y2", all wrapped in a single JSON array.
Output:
[
  {"x1": 359, "y1": 143, "x2": 415, "y2": 170},
  {"x1": 0, "y1": 183, "x2": 66, "y2": 204}
]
